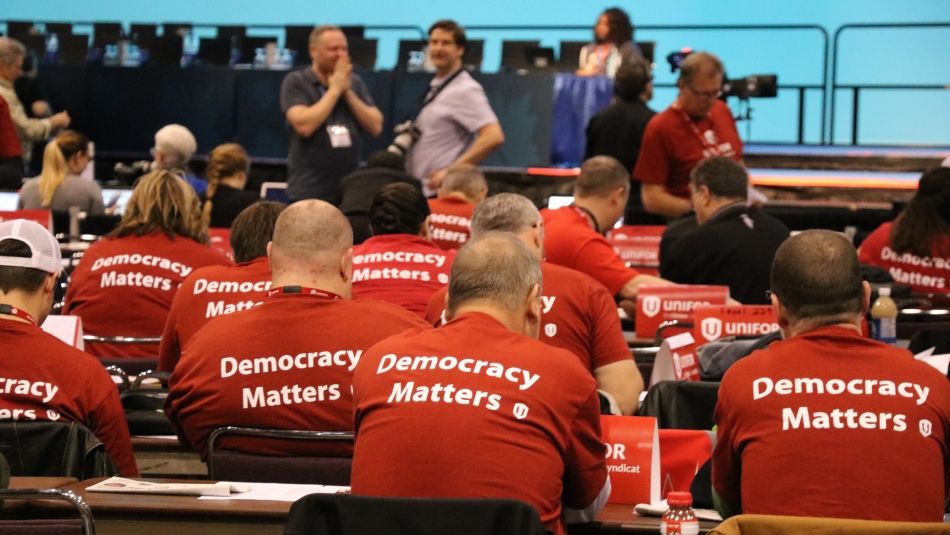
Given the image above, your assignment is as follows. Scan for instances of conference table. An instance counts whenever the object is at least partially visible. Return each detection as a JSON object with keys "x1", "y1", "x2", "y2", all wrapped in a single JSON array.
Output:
[{"x1": 29, "y1": 478, "x2": 720, "y2": 534}]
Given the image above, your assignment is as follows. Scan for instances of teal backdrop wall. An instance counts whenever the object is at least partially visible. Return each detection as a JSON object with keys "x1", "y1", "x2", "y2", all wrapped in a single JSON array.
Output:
[{"x1": 4, "y1": 0, "x2": 949, "y2": 147}]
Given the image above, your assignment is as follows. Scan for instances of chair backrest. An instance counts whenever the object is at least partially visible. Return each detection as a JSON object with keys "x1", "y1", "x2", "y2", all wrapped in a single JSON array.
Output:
[
  {"x1": 500, "y1": 40, "x2": 541, "y2": 71},
  {"x1": 558, "y1": 40, "x2": 586, "y2": 69},
  {"x1": 120, "y1": 374, "x2": 173, "y2": 436},
  {"x1": 197, "y1": 37, "x2": 232, "y2": 66},
  {"x1": 347, "y1": 38, "x2": 377, "y2": 70},
  {"x1": 285, "y1": 494, "x2": 548, "y2": 535},
  {"x1": 396, "y1": 39, "x2": 428, "y2": 69},
  {"x1": 0, "y1": 421, "x2": 117, "y2": 479},
  {"x1": 637, "y1": 380, "x2": 721, "y2": 430},
  {"x1": 463, "y1": 39, "x2": 484, "y2": 71},
  {"x1": 207, "y1": 427, "x2": 354, "y2": 485},
  {"x1": 0, "y1": 488, "x2": 96, "y2": 535},
  {"x1": 709, "y1": 513, "x2": 949, "y2": 534}
]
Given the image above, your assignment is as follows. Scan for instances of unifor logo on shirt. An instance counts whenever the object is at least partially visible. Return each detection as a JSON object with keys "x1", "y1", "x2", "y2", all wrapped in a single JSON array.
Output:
[
  {"x1": 641, "y1": 295, "x2": 661, "y2": 318},
  {"x1": 700, "y1": 317, "x2": 723, "y2": 341}
]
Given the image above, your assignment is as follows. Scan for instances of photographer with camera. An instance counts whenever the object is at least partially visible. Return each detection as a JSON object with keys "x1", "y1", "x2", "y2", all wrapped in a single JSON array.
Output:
[
  {"x1": 280, "y1": 25, "x2": 383, "y2": 204},
  {"x1": 633, "y1": 51, "x2": 742, "y2": 218},
  {"x1": 396, "y1": 20, "x2": 504, "y2": 197}
]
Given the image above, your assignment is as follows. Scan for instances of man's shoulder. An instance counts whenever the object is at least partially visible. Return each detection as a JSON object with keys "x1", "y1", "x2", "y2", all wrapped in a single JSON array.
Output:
[{"x1": 542, "y1": 261, "x2": 604, "y2": 290}]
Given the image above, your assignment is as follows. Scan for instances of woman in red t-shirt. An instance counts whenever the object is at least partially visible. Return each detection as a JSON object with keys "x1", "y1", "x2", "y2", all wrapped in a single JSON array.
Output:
[
  {"x1": 64, "y1": 169, "x2": 229, "y2": 358},
  {"x1": 858, "y1": 167, "x2": 950, "y2": 295}
]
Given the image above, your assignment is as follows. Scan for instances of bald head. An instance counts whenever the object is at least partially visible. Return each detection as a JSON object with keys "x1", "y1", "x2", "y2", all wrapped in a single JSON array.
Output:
[
  {"x1": 270, "y1": 200, "x2": 353, "y2": 274},
  {"x1": 447, "y1": 232, "x2": 542, "y2": 317},
  {"x1": 770, "y1": 230, "x2": 864, "y2": 322}
]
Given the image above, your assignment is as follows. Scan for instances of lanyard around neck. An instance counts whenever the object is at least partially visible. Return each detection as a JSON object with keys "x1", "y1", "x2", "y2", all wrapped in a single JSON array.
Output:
[
  {"x1": 267, "y1": 286, "x2": 343, "y2": 301},
  {"x1": 0, "y1": 304, "x2": 37, "y2": 326}
]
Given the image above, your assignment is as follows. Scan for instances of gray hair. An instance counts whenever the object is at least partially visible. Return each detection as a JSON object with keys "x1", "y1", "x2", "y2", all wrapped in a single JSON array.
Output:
[
  {"x1": 471, "y1": 193, "x2": 539, "y2": 236},
  {"x1": 154, "y1": 124, "x2": 197, "y2": 168},
  {"x1": 0, "y1": 37, "x2": 26, "y2": 67},
  {"x1": 439, "y1": 164, "x2": 487, "y2": 199},
  {"x1": 447, "y1": 232, "x2": 542, "y2": 315},
  {"x1": 576, "y1": 155, "x2": 629, "y2": 197},
  {"x1": 679, "y1": 51, "x2": 724, "y2": 85}
]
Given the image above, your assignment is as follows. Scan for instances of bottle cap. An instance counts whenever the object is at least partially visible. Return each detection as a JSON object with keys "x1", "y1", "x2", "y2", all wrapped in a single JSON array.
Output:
[
  {"x1": 667, "y1": 491, "x2": 692, "y2": 506},
  {"x1": 878, "y1": 287, "x2": 891, "y2": 297}
]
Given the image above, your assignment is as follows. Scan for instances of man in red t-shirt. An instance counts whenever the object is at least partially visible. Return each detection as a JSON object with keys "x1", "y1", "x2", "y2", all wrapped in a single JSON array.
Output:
[
  {"x1": 542, "y1": 156, "x2": 670, "y2": 300},
  {"x1": 165, "y1": 200, "x2": 429, "y2": 459},
  {"x1": 427, "y1": 164, "x2": 488, "y2": 250},
  {"x1": 713, "y1": 230, "x2": 950, "y2": 522},
  {"x1": 352, "y1": 233, "x2": 609, "y2": 535},
  {"x1": 427, "y1": 193, "x2": 642, "y2": 414},
  {"x1": 0, "y1": 96, "x2": 23, "y2": 189},
  {"x1": 159, "y1": 202, "x2": 286, "y2": 373},
  {"x1": 633, "y1": 51, "x2": 742, "y2": 218},
  {"x1": 0, "y1": 219, "x2": 137, "y2": 475}
]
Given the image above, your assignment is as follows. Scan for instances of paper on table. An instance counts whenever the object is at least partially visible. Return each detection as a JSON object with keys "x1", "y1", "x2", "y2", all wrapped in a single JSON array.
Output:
[
  {"x1": 87, "y1": 477, "x2": 252, "y2": 497},
  {"x1": 199, "y1": 482, "x2": 350, "y2": 502},
  {"x1": 634, "y1": 501, "x2": 722, "y2": 521}
]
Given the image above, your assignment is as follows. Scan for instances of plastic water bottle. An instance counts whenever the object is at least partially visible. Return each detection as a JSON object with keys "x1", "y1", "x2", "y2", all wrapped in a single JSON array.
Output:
[
  {"x1": 660, "y1": 492, "x2": 699, "y2": 535},
  {"x1": 45, "y1": 33, "x2": 59, "y2": 64},
  {"x1": 870, "y1": 286, "x2": 898, "y2": 345},
  {"x1": 407, "y1": 50, "x2": 424, "y2": 73},
  {"x1": 253, "y1": 48, "x2": 266, "y2": 69}
]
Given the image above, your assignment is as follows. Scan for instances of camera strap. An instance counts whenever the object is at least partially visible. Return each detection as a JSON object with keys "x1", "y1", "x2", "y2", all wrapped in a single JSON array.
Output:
[{"x1": 414, "y1": 67, "x2": 467, "y2": 118}]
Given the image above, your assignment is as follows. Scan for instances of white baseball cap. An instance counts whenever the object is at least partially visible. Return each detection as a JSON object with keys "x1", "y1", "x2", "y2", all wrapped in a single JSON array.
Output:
[{"x1": 0, "y1": 219, "x2": 62, "y2": 274}]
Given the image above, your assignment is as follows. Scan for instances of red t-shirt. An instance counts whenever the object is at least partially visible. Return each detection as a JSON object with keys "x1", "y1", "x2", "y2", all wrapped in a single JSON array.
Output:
[
  {"x1": 158, "y1": 256, "x2": 272, "y2": 373},
  {"x1": 425, "y1": 262, "x2": 630, "y2": 373},
  {"x1": 541, "y1": 206, "x2": 639, "y2": 296},
  {"x1": 857, "y1": 222, "x2": 950, "y2": 295},
  {"x1": 633, "y1": 100, "x2": 743, "y2": 199},
  {"x1": 63, "y1": 231, "x2": 231, "y2": 358},
  {"x1": 351, "y1": 312, "x2": 608, "y2": 535},
  {"x1": 713, "y1": 326, "x2": 950, "y2": 521},
  {"x1": 351, "y1": 234, "x2": 454, "y2": 318},
  {"x1": 164, "y1": 292, "x2": 429, "y2": 459},
  {"x1": 426, "y1": 197, "x2": 475, "y2": 250},
  {"x1": 0, "y1": 97, "x2": 21, "y2": 158},
  {"x1": 0, "y1": 319, "x2": 138, "y2": 476}
]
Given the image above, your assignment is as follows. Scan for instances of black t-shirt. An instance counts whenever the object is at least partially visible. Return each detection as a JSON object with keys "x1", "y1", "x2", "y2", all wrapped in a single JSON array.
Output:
[{"x1": 585, "y1": 99, "x2": 656, "y2": 173}]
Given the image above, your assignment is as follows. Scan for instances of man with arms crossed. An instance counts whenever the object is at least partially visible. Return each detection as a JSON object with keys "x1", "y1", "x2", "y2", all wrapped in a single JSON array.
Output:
[
  {"x1": 281, "y1": 26, "x2": 383, "y2": 203},
  {"x1": 406, "y1": 20, "x2": 504, "y2": 195},
  {"x1": 713, "y1": 230, "x2": 950, "y2": 521},
  {"x1": 426, "y1": 193, "x2": 643, "y2": 414},
  {"x1": 352, "y1": 233, "x2": 609, "y2": 535}
]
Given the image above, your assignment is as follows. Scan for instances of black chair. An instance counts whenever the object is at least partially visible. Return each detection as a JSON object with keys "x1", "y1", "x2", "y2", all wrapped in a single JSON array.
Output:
[
  {"x1": 98, "y1": 357, "x2": 159, "y2": 377},
  {"x1": 395, "y1": 39, "x2": 427, "y2": 70},
  {"x1": 636, "y1": 40, "x2": 656, "y2": 64},
  {"x1": 129, "y1": 23, "x2": 157, "y2": 42},
  {"x1": 637, "y1": 380, "x2": 721, "y2": 430},
  {"x1": 286, "y1": 24, "x2": 315, "y2": 65},
  {"x1": 15, "y1": 34, "x2": 46, "y2": 60},
  {"x1": 207, "y1": 427, "x2": 353, "y2": 485},
  {"x1": 161, "y1": 22, "x2": 191, "y2": 38},
  {"x1": 137, "y1": 35, "x2": 183, "y2": 66},
  {"x1": 52, "y1": 34, "x2": 89, "y2": 65},
  {"x1": 285, "y1": 494, "x2": 548, "y2": 535},
  {"x1": 216, "y1": 25, "x2": 246, "y2": 43},
  {"x1": 463, "y1": 39, "x2": 484, "y2": 71},
  {"x1": 0, "y1": 421, "x2": 117, "y2": 479},
  {"x1": 0, "y1": 488, "x2": 96, "y2": 535},
  {"x1": 6, "y1": 20, "x2": 36, "y2": 38},
  {"x1": 44, "y1": 22, "x2": 73, "y2": 36},
  {"x1": 121, "y1": 371, "x2": 173, "y2": 436},
  {"x1": 558, "y1": 40, "x2": 586, "y2": 70},
  {"x1": 240, "y1": 36, "x2": 279, "y2": 64},
  {"x1": 347, "y1": 38, "x2": 377, "y2": 70},
  {"x1": 197, "y1": 37, "x2": 233, "y2": 66},
  {"x1": 500, "y1": 40, "x2": 540, "y2": 72},
  {"x1": 93, "y1": 22, "x2": 123, "y2": 40}
]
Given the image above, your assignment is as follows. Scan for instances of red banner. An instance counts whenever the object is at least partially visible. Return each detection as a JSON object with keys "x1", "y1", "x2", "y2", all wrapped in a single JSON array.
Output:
[
  {"x1": 635, "y1": 285, "x2": 730, "y2": 339},
  {"x1": 600, "y1": 415, "x2": 660, "y2": 504},
  {"x1": 0, "y1": 210, "x2": 53, "y2": 231},
  {"x1": 607, "y1": 225, "x2": 664, "y2": 276},
  {"x1": 692, "y1": 305, "x2": 779, "y2": 343}
]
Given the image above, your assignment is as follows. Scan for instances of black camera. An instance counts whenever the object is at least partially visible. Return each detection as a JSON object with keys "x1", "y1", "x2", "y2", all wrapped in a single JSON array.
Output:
[
  {"x1": 721, "y1": 75, "x2": 778, "y2": 99},
  {"x1": 387, "y1": 120, "x2": 422, "y2": 157}
]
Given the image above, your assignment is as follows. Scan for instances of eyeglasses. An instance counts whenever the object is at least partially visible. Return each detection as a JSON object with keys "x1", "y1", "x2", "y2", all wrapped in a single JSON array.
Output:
[{"x1": 686, "y1": 83, "x2": 723, "y2": 99}]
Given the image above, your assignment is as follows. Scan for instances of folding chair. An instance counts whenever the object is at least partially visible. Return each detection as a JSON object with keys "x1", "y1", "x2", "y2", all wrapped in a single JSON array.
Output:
[
  {"x1": 637, "y1": 380, "x2": 721, "y2": 430},
  {"x1": 207, "y1": 427, "x2": 353, "y2": 485},
  {"x1": 0, "y1": 488, "x2": 95, "y2": 535},
  {"x1": 285, "y1": 494, "x2": 547, "y2": 535},
  {"x1": 0, "y1": 421, "x2": 116, "y2": 479}
]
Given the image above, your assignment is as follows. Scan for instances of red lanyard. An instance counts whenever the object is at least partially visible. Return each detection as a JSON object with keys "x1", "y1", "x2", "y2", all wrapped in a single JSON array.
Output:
[
  {"x1": 678, "y1": 108, "x2": 723, "y2": 156},
  {"x1": 572, "y1": 205, "x2": 601, "y2": 234},
  {"x1": 0, "y1": 304, "x2": 37, "y2": 326},
  {"x1": 267, "y1": 286, "x2": 343, "y2": 301}
]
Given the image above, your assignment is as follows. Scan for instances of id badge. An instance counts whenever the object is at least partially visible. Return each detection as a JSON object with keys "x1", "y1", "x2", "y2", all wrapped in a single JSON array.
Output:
[{"x1": 327, "y1": 124, "x2": 352, "y2": 148}]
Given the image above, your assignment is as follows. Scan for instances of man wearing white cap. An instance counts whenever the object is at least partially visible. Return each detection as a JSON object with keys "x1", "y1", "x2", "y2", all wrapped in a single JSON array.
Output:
[
  {"x1": 0, "y1": 219, "x2": 137, "y2": 475},
  {"x1": 152, "y1": 123, "x2": 208, "y2": 195}
]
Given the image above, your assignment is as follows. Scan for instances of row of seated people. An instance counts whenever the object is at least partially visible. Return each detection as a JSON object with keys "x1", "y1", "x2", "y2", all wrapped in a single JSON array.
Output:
[{"x1": 1, "y1": 160, "x2": 946, "y2": 522}]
